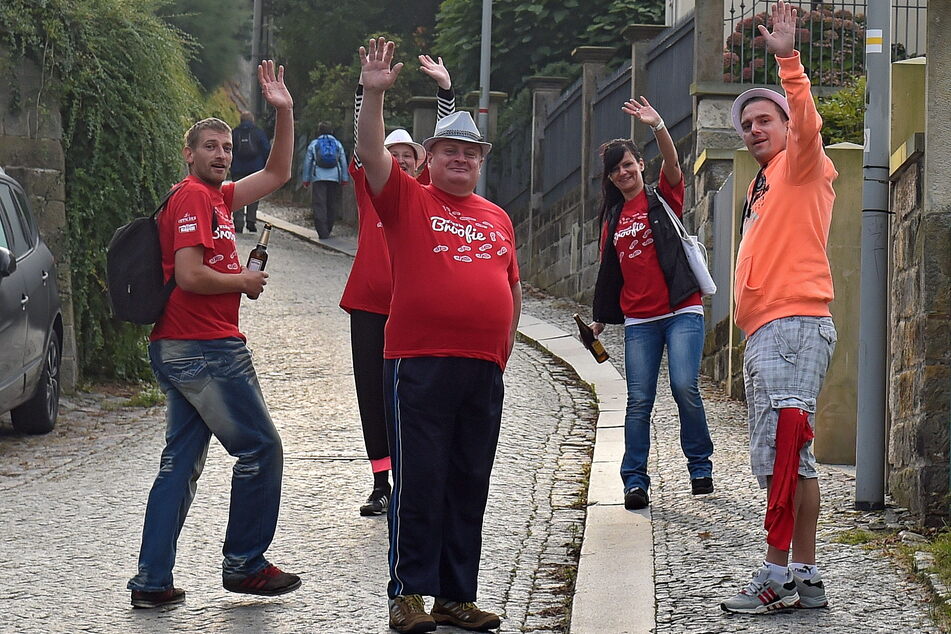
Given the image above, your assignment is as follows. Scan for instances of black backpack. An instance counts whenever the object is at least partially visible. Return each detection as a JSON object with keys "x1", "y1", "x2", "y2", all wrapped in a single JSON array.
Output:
[
  {"x1": 235, "y1": 127, "x2": 259, "y2": 160},
  {"x1": 106, "y1": 186, "x2": 184, "y2": 324}
]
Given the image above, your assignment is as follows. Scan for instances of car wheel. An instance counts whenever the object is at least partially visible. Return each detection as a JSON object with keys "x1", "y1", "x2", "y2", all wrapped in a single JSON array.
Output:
[{"x1": 11, "y1": 330, "x2": 61, "y2": 435}]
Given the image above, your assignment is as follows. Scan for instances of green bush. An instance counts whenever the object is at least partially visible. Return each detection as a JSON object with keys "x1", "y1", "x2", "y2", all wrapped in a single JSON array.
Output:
[
  {"x1": 816, "y1": 76, "x2": 865, "y2": 145},
  {"x1": 1, "y1": 0, "x2": 203, "y2": 380}
]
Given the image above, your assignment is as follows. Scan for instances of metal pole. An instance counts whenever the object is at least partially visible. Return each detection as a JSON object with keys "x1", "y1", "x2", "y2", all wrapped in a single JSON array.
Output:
[
  {"x1": 251, "y1": 0, "x2": 263, "y2": 118},
  {"x1": 855, "y1": 0, "x2": 890, "y2": 511},
  {"x1": 476, "y1": 0, "x2": 492, "y2": 196}
]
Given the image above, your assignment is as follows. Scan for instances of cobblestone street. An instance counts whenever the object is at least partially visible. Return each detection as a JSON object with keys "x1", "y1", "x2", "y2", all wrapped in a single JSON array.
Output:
[{"x1": 0, "y1": 226, "x2": 596, "y2": 633}]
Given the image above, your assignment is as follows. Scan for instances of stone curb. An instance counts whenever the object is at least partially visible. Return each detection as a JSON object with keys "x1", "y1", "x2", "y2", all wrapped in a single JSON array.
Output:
[{"x1": 262, "y1": 212, "x2": 654, "y2": 634}]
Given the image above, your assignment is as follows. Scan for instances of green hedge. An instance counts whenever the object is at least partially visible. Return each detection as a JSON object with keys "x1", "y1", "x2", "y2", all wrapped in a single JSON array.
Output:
[{"x1": 1, "y1": 0, "x2": 203, "y2": 380}]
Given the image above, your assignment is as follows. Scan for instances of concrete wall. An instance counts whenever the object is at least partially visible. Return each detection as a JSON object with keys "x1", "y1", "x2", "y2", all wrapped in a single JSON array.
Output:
[{"x1": 0, "y1": 50, "x2": 77, "y2": 391}]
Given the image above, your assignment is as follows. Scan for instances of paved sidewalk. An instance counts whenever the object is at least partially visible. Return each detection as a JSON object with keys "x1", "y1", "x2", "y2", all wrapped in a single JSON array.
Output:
[{"x1": 260, "y1": 196, "x2": 941, "y2": 633}]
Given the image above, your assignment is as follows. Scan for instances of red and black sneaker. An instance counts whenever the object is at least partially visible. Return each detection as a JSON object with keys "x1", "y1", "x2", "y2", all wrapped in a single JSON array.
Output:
[
  {"x1": 131, "y1": 587, "x2": 185, "y2": 609},
  {"x1": 223, "y1": 564, "x2": 302, "y2": 596}
]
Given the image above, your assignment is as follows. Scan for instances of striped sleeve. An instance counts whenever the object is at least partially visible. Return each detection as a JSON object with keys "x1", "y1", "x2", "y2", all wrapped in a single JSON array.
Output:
[
  {"x1": 436, "y1": 86, "x2": 455, "y2": 122},
  {"x1": 353, "y1": 84, "x2": 364, "y2": 168}
]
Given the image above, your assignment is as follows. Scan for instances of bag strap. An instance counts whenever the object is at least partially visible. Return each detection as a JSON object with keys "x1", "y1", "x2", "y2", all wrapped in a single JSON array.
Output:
[{"x1": 651, "y1": 187, "x2": 690, "y2": 240}]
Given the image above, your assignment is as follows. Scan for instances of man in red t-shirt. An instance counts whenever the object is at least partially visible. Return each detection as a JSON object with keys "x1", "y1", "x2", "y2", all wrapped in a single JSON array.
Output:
[
  {"x1": 127, "y1": 61, "x2": 302, "y2": 609},
  {"x1": 357, "y1": 38, "x2": 521, "y2": 634}
]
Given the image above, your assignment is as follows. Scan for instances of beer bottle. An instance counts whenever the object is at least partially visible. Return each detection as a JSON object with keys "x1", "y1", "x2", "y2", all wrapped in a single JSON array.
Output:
[
  {"x1": 247, "y1": 223, "x2": 271, "y2": 272},
  {"x1": 573, "y1": 313, "x2": 610, "y2": 363}
]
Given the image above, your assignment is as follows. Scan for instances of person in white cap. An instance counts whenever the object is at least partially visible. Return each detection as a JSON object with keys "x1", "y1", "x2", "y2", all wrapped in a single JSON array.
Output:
[
  {"x1": 356, "y1": 36, "x2": 520, "y2": 634},
  {"x1": 720, "y1": 0, "x2": 838, "y2": 615},
  {"x1": 341, "y1": 54, "x2": 455, "y2": 519}
]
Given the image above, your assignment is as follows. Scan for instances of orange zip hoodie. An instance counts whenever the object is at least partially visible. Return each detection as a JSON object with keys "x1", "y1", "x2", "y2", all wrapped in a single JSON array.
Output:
[{"x1": 734, "y1": 52, "x2": 838, "y2": 336}]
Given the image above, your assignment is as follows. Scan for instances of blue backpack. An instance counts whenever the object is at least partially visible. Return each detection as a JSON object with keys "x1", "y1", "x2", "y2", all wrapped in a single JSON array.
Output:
[{"x1": 315, "y1": 135, "x2": 338, "y2": 168}]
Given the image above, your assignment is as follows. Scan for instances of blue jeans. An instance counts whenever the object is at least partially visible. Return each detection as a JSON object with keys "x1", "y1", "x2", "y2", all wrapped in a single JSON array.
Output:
[
  {"x1": 621, "y1": 313, "x2": 713, "y2": 492},
  {"x1": 128, "y1": 338, "x2": 284, "y2": 592}
]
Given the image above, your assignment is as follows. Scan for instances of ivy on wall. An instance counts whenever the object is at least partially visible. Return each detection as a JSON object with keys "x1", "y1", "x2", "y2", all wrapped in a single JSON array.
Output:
[{"x1": 1, "y1": 0, "x2": 203, "y2": 380}]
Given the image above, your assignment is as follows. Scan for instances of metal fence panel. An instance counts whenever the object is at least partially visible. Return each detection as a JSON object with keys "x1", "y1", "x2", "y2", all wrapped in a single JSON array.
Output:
[
  {"x1": 592, "y1": 62, "x2": 634, "y2": 153},
  {"x1": 541, "y1": 79, "x2": 583, "y2": 210},
  {"x1": 643, "y1": 15, "x2": 695, "y2": 165},
  {"x1": 492, "y1": 122, "x2": 532, "y2": 214},
  {"x1": 723, "y1": 0, "x2": 927, "y2": 87}
]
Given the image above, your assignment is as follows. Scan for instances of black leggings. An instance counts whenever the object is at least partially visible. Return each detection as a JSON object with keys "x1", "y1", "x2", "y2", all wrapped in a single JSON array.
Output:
[{"x1": 350, "y1": 309, "x2": 389, "y2": 462}]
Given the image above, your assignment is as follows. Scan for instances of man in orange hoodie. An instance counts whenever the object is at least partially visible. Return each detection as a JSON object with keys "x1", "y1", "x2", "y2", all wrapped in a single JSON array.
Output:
[{"x1": 720, "y1": 1, "x2": 838, "y2": 615}]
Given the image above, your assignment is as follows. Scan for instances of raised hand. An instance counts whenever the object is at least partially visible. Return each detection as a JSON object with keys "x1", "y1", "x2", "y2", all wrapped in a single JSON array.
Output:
[
  {"x1": 621, "y1": 96, "x2": 662, "y2": 129},
  {"x1": 359, "y1": 37, "x2": 404, "y2": 93},
  {"x1": 418, "y1": 55, "x2": 452, "y2": 90},
  {"x1": 758, "y1": 0, "x2": 797, "y2": 58},
  {"x1": 258, "y1": 60, "x2": 293, "y2": 110}
]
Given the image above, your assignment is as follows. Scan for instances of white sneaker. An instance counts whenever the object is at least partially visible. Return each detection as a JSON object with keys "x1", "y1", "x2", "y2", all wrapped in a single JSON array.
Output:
[{"x1": 720, "y1": 565, "x2": 800, "y2": 614}]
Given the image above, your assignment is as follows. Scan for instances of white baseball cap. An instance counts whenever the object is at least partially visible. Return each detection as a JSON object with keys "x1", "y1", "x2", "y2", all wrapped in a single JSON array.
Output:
[
  {"x1": 731, "y1": 87, "x2": 790, "y2": 135},
  {"x1": 383, "y1": 129, "x2": 426, "y2": 163},
  {"x1": 422, "y1": 111, "x2": 492, "y2": 156}
]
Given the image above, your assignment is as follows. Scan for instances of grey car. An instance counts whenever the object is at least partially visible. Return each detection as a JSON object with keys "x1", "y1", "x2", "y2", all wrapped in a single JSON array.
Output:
[{"x1": 0, "y1": 167, "x2": 63, "y2": 434}]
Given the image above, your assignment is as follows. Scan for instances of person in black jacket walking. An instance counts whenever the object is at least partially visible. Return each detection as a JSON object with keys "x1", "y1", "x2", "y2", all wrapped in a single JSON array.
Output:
[
  {"x1": 230, "y1": 111, "x2": 271, "y2": 233},
  {"x1": 590, "y1": 97, "x2": 714, "y2": 511}
]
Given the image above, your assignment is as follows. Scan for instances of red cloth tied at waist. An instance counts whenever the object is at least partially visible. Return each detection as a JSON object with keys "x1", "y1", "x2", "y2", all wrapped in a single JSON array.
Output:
[{"x1": 765, "y1": 408, "x2": 813, "y2": 550}]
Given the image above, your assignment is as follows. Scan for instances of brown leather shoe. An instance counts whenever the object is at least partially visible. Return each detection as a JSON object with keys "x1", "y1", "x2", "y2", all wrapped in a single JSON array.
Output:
[
  {"x1": 431, "y1": 599, "x2": 501, "y2": 631},
  {"x1": 389, "y1": 594, "x2": 436, "y2": 633}
]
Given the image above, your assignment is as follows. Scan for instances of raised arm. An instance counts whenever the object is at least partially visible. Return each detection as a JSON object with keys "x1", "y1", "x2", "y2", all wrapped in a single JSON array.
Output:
[
  {"x1": 356, "y1": 37, "x2": 403, "y2": 195},
  {"x1": 622, "y1": 96, "x2": 682, "y2": 186},
  {"x1": 419, "y1": 54, "x2": 455, "y2": 120},
  {"x1": 232, "y1": 61, "x2": 295, "y2": 210},
  {"x1": 763, "y1": 1, "x2": 826, "y2": 181}
]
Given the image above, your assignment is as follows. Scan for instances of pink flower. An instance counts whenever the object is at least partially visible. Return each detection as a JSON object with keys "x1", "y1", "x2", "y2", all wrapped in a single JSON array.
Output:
[
  {"x1": 750, "y1": 57, "x2": 766, "y2": 69},
  {"x1": 751, "y1": 35, "x2": 768, "y2": 49},
  {"x1": 723, "y1": 51, "x2": 740, "y2": 65},
  {"x1": 797, "y1": 28, "x2": 811, "y2": 43},
  {"x1": 742, "y1": 66, "x2": 754, "y2": 81}
]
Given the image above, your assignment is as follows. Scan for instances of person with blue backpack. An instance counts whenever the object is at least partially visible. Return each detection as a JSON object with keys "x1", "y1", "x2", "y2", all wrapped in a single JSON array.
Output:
[{"x1": 302, "y1": 121, "x2": 349, "y2": 238}]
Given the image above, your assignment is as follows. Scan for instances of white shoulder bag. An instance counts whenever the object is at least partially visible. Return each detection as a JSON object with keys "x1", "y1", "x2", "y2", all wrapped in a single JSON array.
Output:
[{"x1": 655, "y1": 192, "x2": 717, "y2": 296}]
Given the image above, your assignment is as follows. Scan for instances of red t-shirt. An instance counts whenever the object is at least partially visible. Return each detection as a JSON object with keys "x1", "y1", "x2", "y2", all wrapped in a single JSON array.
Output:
[
  {"x1": 371, "y1": 159, "x2": 520, "y2": 370},
  {"x1": 151, "y1": 175, "x2": 243, "y2": 341},
  {"x1": 340, "y1": 161, "x2": 435, "y2": 315},
  {"x1": 612, "y1": 175, "x2": 700, "y2": 319},
  {"x1": 339, "y1": 161, "x2": 392, "y2": 315}
]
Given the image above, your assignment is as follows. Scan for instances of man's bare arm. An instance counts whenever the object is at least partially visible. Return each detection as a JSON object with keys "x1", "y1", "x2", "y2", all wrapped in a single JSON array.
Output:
[{"x1": 356, "y1": 38, "x2": 403, "y2": 195}]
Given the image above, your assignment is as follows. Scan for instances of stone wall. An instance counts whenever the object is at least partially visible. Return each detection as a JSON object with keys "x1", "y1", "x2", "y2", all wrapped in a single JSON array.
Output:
[
  {"x1": 886, "y1": 23, "x2": 951, "y2": 525},
  {"x1": 0, "y1": 50, "x2": 77, "y2": 391}
]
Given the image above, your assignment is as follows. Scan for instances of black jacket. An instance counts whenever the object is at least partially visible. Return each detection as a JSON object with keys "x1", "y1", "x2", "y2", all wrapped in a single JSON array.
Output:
[{"x1": 592, "y1": 186, "x2": 700, "y2": 324}]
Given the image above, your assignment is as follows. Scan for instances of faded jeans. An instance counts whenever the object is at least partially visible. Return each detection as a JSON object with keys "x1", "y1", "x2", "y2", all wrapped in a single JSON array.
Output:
[
  {"x1": 621, "y1": 313, "x2": 713, "y2": 492},
  {"x1": 128, "y1": 337, "x2": 283, "y2": 592}
]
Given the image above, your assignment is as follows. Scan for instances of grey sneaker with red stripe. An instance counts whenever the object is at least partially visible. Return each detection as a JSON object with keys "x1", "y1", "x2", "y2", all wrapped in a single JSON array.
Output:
[
  {"x1": 720, "y1": 565, "x2": 799, "y2": 614},
  {"x1": 793, "y1": 570, "x2": 828, "y2": 608},
  {"x1": 223, "y1": 564, "x2": 301, "y2": 596}
]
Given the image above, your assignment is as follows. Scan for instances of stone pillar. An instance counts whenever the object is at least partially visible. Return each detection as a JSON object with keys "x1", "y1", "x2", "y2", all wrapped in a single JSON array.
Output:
[
  {"x1": 464, "y1": 90, "x2": 509, "y2": 142},
  {"x1": 408, "y1": 96, "x2": 438, "y2": 145},
  {"x1": 571, "y1": 46, "x2": 615, "y2": 294},
  {"x1": 525, "y1": 76, "x2": 570, "y2": 274},
  {"x1": 0, "y1": 51, "x2": 77, "y2": 391},
  {"x1": 889, "y1": 1, "x2": 951, "y2": 526},
  {"x1": 622, "y1": 24, "x2": 666, "y2": 145}
]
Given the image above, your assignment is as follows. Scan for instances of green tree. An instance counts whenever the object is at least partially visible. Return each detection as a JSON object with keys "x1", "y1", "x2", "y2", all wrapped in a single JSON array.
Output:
[
  {"x1": 1, "y1": 0, "x2": 203, "y2": 380},
  {"x1": 435, "y1": 0, "x2": 663, "y2": 94},
  {"x1": 158, "y1": 0, "x2": 250, "y2": 93}
]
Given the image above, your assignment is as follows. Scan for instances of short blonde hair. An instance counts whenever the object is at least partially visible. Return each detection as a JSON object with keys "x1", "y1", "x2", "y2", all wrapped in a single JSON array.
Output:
[{"x1": 184, "y1": 117, "x2": 232, "y2": 149}]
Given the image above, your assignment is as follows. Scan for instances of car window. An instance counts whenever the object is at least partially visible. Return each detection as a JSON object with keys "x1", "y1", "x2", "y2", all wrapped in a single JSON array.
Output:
[
  {"x1": 0, "y1": 184, "x2": 31, "y2": 258},
  {"x1": 0, "y1": 200, "x2": 8, "y2": 251},
  {"x1": 11, "y1": 187, "x2": 39, "y2": 245}
]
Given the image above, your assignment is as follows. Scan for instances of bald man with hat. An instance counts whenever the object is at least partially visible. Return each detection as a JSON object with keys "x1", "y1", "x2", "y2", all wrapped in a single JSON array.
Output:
[
  {"x1": 342, "y1": 55, "x2": 455, "y2": 520},
  {"x1": 720, "y1": 1, "x2": 838, "y2": 615},
  {"x1": 357, "y1": 37, "x2": 520, "y2": 633}
]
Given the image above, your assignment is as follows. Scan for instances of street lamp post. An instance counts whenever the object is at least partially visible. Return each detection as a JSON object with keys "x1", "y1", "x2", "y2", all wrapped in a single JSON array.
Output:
[{"x1": 477, "y1": 0, "x2": 492, "y2": 196}]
